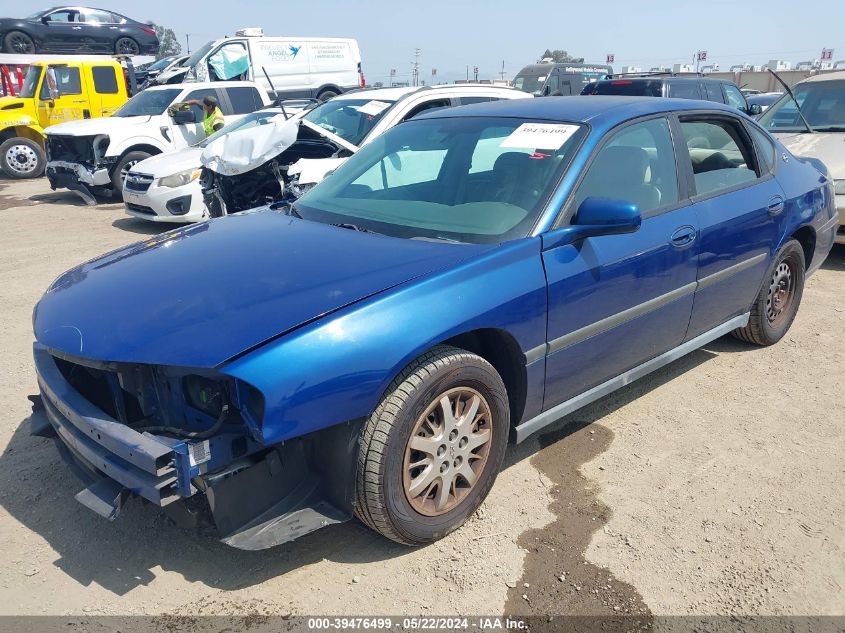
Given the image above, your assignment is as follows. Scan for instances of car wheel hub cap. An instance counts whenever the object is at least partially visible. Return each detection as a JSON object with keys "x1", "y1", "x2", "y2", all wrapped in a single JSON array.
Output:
[
  {"x1": 766, "y1": 261, "x2": 794, "y2": 325},
  {"x1": 5, "y1": 145, "x2": 38, "y2": 174},
  {"x1": 403, "y1": 387, "x2": 493, "y2": 516}
]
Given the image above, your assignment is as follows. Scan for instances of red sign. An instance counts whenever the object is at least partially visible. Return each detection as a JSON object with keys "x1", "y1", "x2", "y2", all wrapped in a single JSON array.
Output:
[
  {"x1": 821, "y1": 48, "x2": 833, "y2": 61},
  {"x1": 606, "y1": 54, "x2": 615, "y2": 64},
  {"x1": 697, "y1": 51, "x2": 708, "y2": 61}
]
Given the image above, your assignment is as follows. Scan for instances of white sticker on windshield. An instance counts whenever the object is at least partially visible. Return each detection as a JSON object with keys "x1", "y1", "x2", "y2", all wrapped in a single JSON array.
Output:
[
  {"x1": 356, "y1": 100, "x2": 392, "y2": 116},
  {"x1": 500, "y1": 123, "x2": 580, "y2": 150}
]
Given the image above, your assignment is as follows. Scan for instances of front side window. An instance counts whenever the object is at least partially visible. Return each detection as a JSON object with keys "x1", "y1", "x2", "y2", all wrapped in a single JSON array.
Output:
[
  {"x1": 92, "y1": 66, "x2": 118, "y2": 94},
  {"x1": 113, "y1": 88, "x2": 181, "y2": 117},
  {"x1": 572, "y1": 117, "x2": 679, "y2": 217},
  {"x1": 40, "y1": 66, "x2": 81, "y2": 99},
  {"x1": 296, "y1": 117, "x2": 586, "y2": 243},
  {"x1": 758, "y1": 80, "x2": 845, "y2": 132},
  {"x1": 747, "y1": 125, "x2": 776, "y2": 173},
  {"x1": 303, "y1": 98, "x2": 396, "y2": 146},
  {"x1": 183, "y1": 89, "x2": 224, "y2": 118},
  {"x1": 723, "y1": 84, "x2": 747, "y2": 111},
  {"x1": 680, "y1": 119, "x2": 758, "y2": 196},
  {"x1": 44, "y1": 10, "x2": 79, "y2": 22}
]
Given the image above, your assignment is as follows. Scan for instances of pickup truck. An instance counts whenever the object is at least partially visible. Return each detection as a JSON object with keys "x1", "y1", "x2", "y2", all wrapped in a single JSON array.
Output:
[
  {"x1": 43, "y1": 81, "x2": 270, "y2": 201},
  {"x1": 0, "y1": 57, "x2": 128, "y2": 178}
]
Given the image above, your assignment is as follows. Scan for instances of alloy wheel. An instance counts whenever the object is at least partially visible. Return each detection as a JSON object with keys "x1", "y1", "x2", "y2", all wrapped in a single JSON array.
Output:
[
  {"x1": 403, "y1": 387, "x2": 493, "y2": 516},
  {"x1": 9, "y1": 33, "x2": 34, "y2": 54}
]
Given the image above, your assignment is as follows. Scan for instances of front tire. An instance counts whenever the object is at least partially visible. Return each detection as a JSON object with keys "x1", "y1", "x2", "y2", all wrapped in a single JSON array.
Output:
[
  {"x1": 0, "y1": 137, "x2": 45, "y2": 178},
  {"x1": 355, "y1": 345, "x2": 509, "y2": 545},
  {"x1": 3, "y1": 31, "x2": 35, "y2": 54},
  {"x1": 733, "y1": 239, "x2": 805, "y2": 346},
  {"x1": 112, "y1": 151, "x2": 151, "y2": 196}
]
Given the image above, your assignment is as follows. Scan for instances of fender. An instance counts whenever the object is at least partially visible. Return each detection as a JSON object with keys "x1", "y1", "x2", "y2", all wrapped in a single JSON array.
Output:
[
  {"x1": 222, "y1": 237, "x2": 549, "y2": 445},
  {"x1": 105, "y1": 135, "x2": 171, "y2": 159}
]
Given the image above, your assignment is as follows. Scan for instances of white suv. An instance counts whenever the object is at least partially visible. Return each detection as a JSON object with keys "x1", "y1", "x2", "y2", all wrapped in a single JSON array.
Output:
[{"x1": 43, "y1": 81, "x2": 270, "y2": 203}]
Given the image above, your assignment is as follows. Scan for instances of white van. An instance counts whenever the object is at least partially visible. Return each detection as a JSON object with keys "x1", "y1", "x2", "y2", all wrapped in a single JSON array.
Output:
[{"x1": 153, "y1": 29, "x2": 363, "y2": 102}]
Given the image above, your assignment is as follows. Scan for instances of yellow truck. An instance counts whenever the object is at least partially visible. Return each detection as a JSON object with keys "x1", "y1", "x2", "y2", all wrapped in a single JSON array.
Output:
[{"x1": 0, "y1": 57, "x2": 129, "y2": 178}]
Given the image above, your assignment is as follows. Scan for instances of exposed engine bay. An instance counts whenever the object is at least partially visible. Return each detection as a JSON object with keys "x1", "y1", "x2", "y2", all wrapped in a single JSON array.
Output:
[{"x1": 200, "y1": 121, "x2": 353, "y2": 217}]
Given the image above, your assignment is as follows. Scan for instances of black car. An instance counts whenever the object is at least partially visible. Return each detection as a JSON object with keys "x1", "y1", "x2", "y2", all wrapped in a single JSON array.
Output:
[
  {"x1": 1, "y1": 7, "x2": 159, "y2": 56},
  {"x1": 582, "y1": 75, "x2": 762, "y2": 116}
]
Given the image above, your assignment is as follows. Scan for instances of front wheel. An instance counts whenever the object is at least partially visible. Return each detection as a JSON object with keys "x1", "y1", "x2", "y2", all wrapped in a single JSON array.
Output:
[
  {"x1": 0, "y1": 137, "x2": 45, "y2": 178},
  {"x1": 355, "y1": 345, "x2": 509, "y2": 545},
  {"x1": 733, "y1": 239, "x2": 805, "y2": 346},
  {"x1": 112, "y1": 151, "x2": 151, "y2": 196},
  {"x1": 3, "y1": 31, "x2": 35, "y2": 54}
]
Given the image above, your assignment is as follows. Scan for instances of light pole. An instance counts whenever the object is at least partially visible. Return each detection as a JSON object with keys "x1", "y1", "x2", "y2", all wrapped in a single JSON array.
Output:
[{"x1": 185, "y1": 33, "x2": 190, "y2": 54}]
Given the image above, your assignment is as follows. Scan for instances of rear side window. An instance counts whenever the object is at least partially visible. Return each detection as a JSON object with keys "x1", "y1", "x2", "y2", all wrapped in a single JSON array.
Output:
[
  {"x1": 586, "y1": 80, "x2": 663, "y2": 97},
  {"x1": 458, "y1": 96, "x2": 494, "y2": 105},
  {"x1": 92, "y1": 66, "x2": 118, "y2": 94},
  {"x1": 702, "y1": 82, "x2": 725, "y2": 103},
  {"x1": 680, "y1": 119, "x2": 758, "y2": 196},
  {"x1": 224, "y1": 87, "x2": 263, "y2": 114},
  {"x1": 747, "y1": 125, "x2": 776, "y2": 173},
  {"x1": 404, "y1": 98, "x2": 451, "y2": 120},
  {"x1": 668, "y1": 81, "x2": 702, "y2": 100}
]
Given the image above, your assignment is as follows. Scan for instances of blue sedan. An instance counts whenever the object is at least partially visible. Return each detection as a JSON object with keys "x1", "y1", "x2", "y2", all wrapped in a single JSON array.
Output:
[{"x1": 31, "y1": 97, "x2": 838, "y2": 549}]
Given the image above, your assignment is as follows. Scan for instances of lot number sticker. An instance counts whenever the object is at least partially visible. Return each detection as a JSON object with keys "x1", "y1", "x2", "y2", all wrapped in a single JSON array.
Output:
[
  {"x1": 357, "y1": 101, "x2": 392, "y2": 116},
  {"x1": 501, "y1": 123, "x2": 580, "y2": 150}
]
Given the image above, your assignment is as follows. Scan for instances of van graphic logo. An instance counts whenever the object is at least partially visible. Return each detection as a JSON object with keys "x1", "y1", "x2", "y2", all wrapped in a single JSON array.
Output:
[
  {"x1": 261, "y1": 43, "x2": 302, "y2": 63},
  {"x1": 289, "y1": 45, "x2": 301, "y2": 58}
]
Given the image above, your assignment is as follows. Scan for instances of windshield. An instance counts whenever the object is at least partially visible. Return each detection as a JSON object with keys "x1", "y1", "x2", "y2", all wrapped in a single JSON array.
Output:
[
  {"x1": 146, "y1": 56, "x2": 176, "y2": 72},
  {"x1": 200, "y1": 110, "x2": 286, "y2": 147},
  {"x1": 758, "y1": 80, "x2": 845, "y2": 132},
  {"x1": 113, "y1": 88, "x2": 181, "y2": 117},
  {"x1": 295, "y1": 116, "x2": 586, "y2": 244},
  {"x1": 184, "y1": 41, "x2": 215, "y2": 69},
  {"x1": 19, "y1": 65, "x2": 42, "y2": 99},
  {"x1": 513, "y1": 74, "x2": 547, "y2": 93},
  {"x1": 303, "y1": 98, "x2": 397, "y2": 146}
]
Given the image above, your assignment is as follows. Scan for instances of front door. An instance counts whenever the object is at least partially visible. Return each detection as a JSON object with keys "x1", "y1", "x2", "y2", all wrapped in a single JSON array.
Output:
[
  {"x1": 37, "y1": 65, "x2": 85, "y2": 126},
  {"x1": 167, "y1": 88, "x2": 217, "y2": 148},
  {"x1": 675, "y1": 114, "x2": 783, "y2": 339},
  {"x1": 542, "y1": 116, "x2": 700, "y2": 408},
  {"x1": 40, "y1": 9, "x2": 84, "y2": 52}
]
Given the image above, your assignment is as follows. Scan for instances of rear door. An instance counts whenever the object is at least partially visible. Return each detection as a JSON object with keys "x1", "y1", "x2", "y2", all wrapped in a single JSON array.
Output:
[
  {"x1": 79, "y1": 9, "x2": 117, "y2": 51},
  {"x1": 675, "y1": 113, "x2": 784, "y2": 339},
  {"x1": 542, "y1": 115, "x2": 700, "y2": 408},
  {"x1": 88, "y1": 64, "x2": 122, "y2": 117}
]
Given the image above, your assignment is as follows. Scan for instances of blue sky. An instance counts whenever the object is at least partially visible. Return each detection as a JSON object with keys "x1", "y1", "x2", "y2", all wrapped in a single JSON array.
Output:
[{"x1": 10, "y1": 0, "x2": 845, "y2": 83}]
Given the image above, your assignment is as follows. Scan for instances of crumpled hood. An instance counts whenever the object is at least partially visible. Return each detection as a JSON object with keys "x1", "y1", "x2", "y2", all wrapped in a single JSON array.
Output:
[
  {"x1": 34, "y1": 211, "x2": 489, "y2": 368},
  {"x1": 201, "y1": 117, "x2": 300, "y2": 176},
  {"x1": 775, "y1": 132, "x2": 845, "y2": 179},
  {"x1": 131, "y1": 147, "x2": 204, "y2": 177},
  {"x1": 45, "y1": 116, "x2": 151, "y2": 136}
]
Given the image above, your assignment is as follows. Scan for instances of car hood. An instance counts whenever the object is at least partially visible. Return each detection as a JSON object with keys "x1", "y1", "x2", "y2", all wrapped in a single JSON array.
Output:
[
  {"x1": 45, "y1": 116, "x2": 153, "y2": 136},
  {"x1": 131, "y1": 147, "x2": 203, "y2": 176},
  {"x1": 775, "y1": 131, "x2": 845, "y2": 178},
  {"x1": 34, "y1": 211, "x2": 491, "y2": 368}
]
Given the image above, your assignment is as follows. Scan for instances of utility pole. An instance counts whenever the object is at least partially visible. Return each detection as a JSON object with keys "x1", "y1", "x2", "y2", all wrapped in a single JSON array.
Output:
[
  {"x1": 185, "y1": 33, "x2": 191, "y2": 54},
  {"x1": 412, "y1": 48, "x2": 421, "y2": 87},
  {"x1": 500, "y1": 60, "x2": 506, "y2": 81}
]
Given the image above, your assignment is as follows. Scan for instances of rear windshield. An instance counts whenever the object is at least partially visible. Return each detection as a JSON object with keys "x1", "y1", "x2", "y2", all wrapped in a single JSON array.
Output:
[
  {"x1": 582, "y1": 80, "x2": 663, "y2": 97},
  {"x1": 113, "y1": 88, "x2": 181, "y2": 117},
  {"x1": 758, "y1": 80, "x2": 845, "y2": 132}
]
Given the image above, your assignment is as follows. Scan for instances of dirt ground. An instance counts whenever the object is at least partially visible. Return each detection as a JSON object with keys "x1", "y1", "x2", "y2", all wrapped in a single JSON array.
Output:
[{"x1": 0, "y1": 176, "x2": 842, "y2": 621}]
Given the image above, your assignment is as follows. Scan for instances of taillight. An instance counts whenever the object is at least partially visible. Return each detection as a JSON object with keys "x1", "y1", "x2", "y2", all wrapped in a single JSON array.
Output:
[
  {"x1": 612, "y1": 80, "x2": 633, "y2": 85},
  {"x1": 141, "y1": 26, "x2": 156, "y2": 37},
  {"x1": 358, "y1": 63, "x2": 365, "y2": 88}
]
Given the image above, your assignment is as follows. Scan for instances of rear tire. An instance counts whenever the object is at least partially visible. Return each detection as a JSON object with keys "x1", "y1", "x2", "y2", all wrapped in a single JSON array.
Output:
[
  {"x1": 0, "y1": 137, "x2": 45, "y2": 179},
  {"x1": 112, "y1": 151, "x2": 151, "y2": 196},
  {"x1": 3, "y1": 31, "x2": 35, "y2": 54},
  {"x1": 355, "y1": 345, "x2": 509, "y2": 545},
  {"x1": 317, "y1": 89, "x2": 340, "y2": 102},
  {"x1": 115, "y1": 37, "x2": 140, "y2": 56},
  {"x1": 732, "y1": 239, "x2": 805, "y2": 346}
]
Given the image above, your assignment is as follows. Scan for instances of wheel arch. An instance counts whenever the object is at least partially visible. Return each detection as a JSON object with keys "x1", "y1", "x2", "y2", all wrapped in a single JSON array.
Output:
[
  {"x1": 790, "y1": 224, "x2": 816, "y2": 271},
  {"x1": 316, "y1": 84, "x2": 343, "y2": 100},
  {"x1": 111, "y1": 144, "x2": 163, "y2": 171}
]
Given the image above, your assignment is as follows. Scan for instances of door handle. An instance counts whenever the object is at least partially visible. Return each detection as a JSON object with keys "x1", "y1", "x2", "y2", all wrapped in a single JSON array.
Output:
[
  {"x1": 767, "y1": 196, "x2": 785, "y2": 215},
  {"x1": 670, "y1": 225, "x2": 697, "y2": 248},
  {"x1": 72, "y1": 26, "x2": 82, "y2": 30}
]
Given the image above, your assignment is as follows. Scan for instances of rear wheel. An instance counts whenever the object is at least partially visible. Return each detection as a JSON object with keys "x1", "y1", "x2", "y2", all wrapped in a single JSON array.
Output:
[
  {"x1": 112, "y1": 151, "x2": 151, "y2": 196},
  {"x1": 317, "y1": 89, "x2": 340, "y2": 102},
  {"x1": 0, "y1": 137, "x2": 45, "y2": 178},
  {"x1": 733, "y1": 239, "x2": 805, "y2": 346},
  {"x1": 355, "y1": 345, "x2": 509, "y2": 545},
  {"x1": 3, "y1": 31, "x2": 35, "y2": 54},
  {"x1": 115, "y1": 37, "x2": 140, "y2": 56}
]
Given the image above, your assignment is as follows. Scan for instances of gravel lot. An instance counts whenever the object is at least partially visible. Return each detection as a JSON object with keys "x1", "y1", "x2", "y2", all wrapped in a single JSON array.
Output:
[{"x1": 0, "y1": 176, "x2": 842, "y2": 620}]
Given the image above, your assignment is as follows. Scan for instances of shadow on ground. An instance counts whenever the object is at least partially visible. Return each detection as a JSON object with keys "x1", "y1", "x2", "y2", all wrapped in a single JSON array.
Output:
[
  {"x1": 111, "y1": 217, "x2": 174, "y2": 236},
  {"x1": 0, "y1": 340, "x2": 728, "y2": 598}
]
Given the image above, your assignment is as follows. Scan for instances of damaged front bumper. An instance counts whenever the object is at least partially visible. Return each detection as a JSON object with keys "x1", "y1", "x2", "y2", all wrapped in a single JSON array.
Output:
[
  {"x1": 32, "y1": 344, "x2": 359, "y2": 550},
  {"x1": 46, "y1": 160, "x2": 112, "y2": 188}
]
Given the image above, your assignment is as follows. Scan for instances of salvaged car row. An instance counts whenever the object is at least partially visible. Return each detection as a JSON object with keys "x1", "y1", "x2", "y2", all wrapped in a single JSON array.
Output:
[{"x1": 1, "y1": 18, "x2": 841, "y2": 549}]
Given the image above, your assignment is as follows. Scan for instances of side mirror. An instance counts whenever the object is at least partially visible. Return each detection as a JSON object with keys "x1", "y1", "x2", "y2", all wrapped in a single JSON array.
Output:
[
  {"x1": 171, "y1": 108, "x2": 197, "y2": 125},
  {"x1": 542, "y1": 85, "x2": 551, "y2": 97},
  {"x1": 41, "y1": 16, "x2": 50, "y2": 24},
  {"x1": 542, "y1": 197, "x2": 641, "y2": 249},
  {"x1": 748, "y1": 103, "x2": 762, "y2": 116}
]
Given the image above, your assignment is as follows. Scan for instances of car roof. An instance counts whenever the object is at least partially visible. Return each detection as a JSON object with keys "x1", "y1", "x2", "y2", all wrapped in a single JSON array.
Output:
[
  {"x1": 417, "y1": 95, "x2": 742, "y2": 128},
  {"x1": 333, "y1": 84, "x2": 520, "y2": 101},
  {"x1": 599, "y1": 75, "x2": 723, "y2": 83},
  {"x1": 800, "y1": 70, "x2": 845, "y2": 83},
  {"x1": 145, "y1": 81, "x2": 264, "y2": 91}
]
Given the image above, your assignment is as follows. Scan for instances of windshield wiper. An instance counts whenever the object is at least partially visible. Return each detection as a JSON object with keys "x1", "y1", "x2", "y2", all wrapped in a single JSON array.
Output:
[
  {"x1": 271, "y1": 200, "x2": 302, "y2": 218},
  {"x1": 767, "y1": 68, "x2": 813, "y2": 134},
  {"x1": 812, "y1": 126, "x2": 845, "y2": 132},
  {"x1": 332, "y1": 223, "x2": 376, "y2": 234}
]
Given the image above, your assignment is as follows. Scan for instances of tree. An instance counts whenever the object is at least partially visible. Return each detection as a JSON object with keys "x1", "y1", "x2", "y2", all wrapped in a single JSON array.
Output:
[
  {"x1": 540, "y1": 49, "x2": 584, "y2": 63},
  {"x1": 150, "y1": 23, "x2": 182, "y2": 60}
]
